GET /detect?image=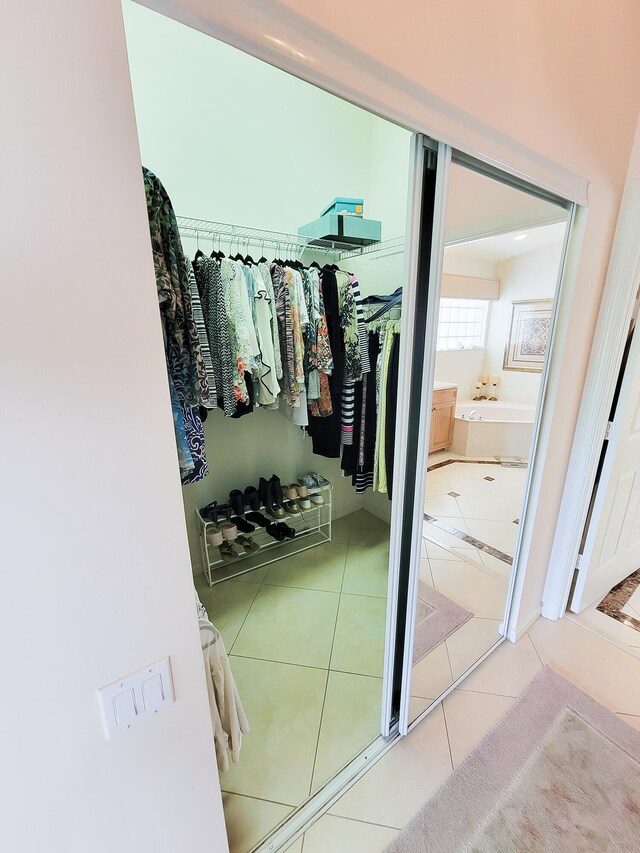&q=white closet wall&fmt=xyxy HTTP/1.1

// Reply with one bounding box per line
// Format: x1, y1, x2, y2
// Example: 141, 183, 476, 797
123, 1, 411, 570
